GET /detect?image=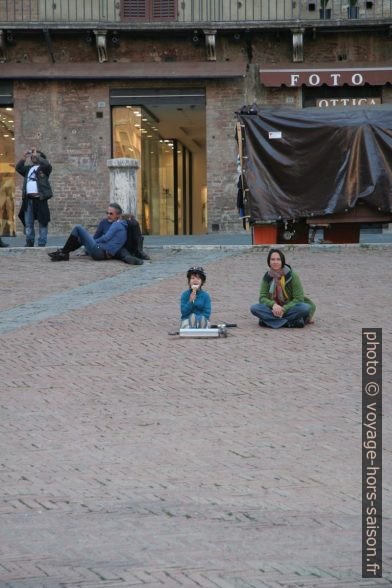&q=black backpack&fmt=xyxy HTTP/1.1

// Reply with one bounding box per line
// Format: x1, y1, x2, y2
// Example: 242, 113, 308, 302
124, 218, 142, 254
